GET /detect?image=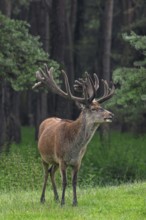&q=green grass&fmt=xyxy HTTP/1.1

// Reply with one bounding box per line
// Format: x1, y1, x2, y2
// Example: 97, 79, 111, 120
0, 182, 146, 220
1, 127, 146, 219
